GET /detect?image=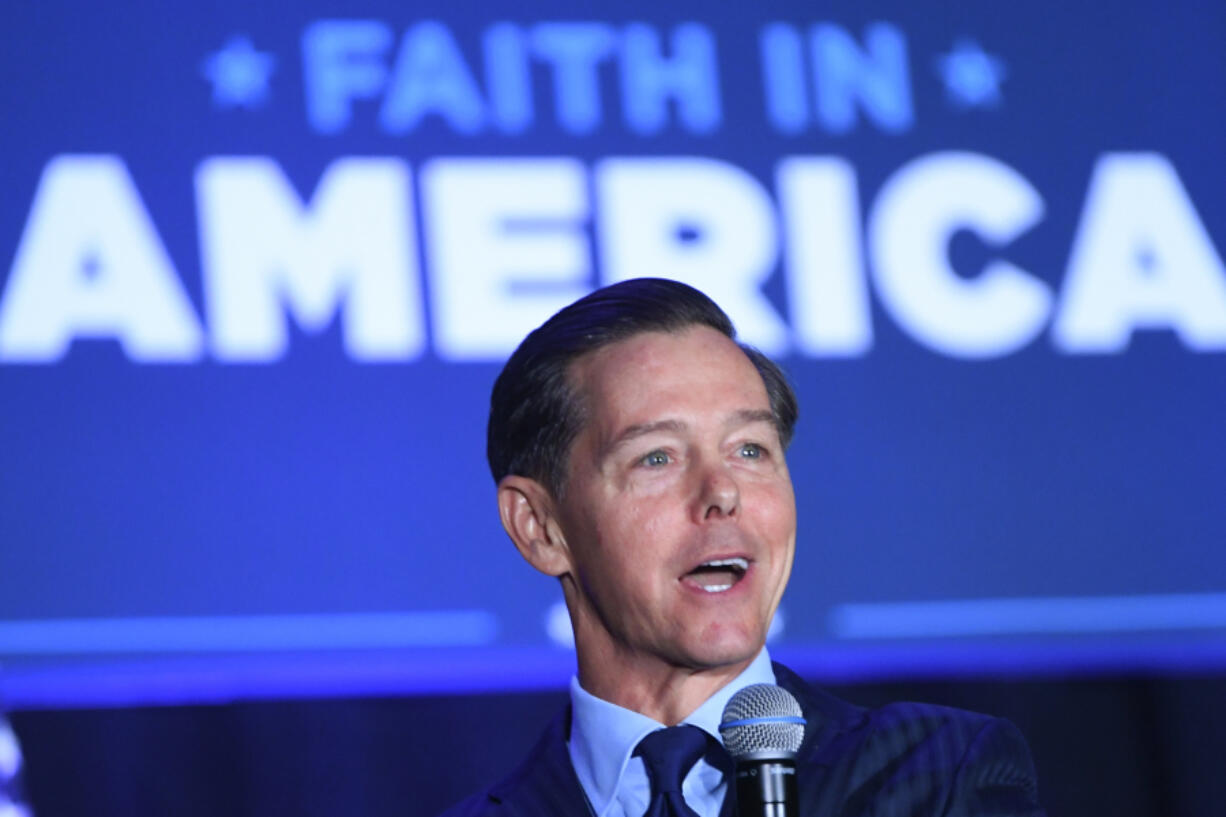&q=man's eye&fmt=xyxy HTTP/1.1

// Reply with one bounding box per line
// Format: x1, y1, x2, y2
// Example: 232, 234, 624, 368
641, 450, 671, 467
739, 443, 763, 459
